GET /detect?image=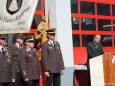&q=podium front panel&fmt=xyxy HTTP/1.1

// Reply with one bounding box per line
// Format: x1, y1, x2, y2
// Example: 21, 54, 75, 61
90, 55, 104, 86
103, 52, 115, 86
90, 52, 115, 86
